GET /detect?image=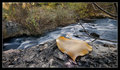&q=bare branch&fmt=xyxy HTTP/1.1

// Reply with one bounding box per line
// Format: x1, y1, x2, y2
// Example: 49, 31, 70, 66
79, 22, 99, 42
92, 3, 97, 10
92, 3, 117, 18
91, 38, 98, 42
79, 23, 91, 37
114, 3, 118, 15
